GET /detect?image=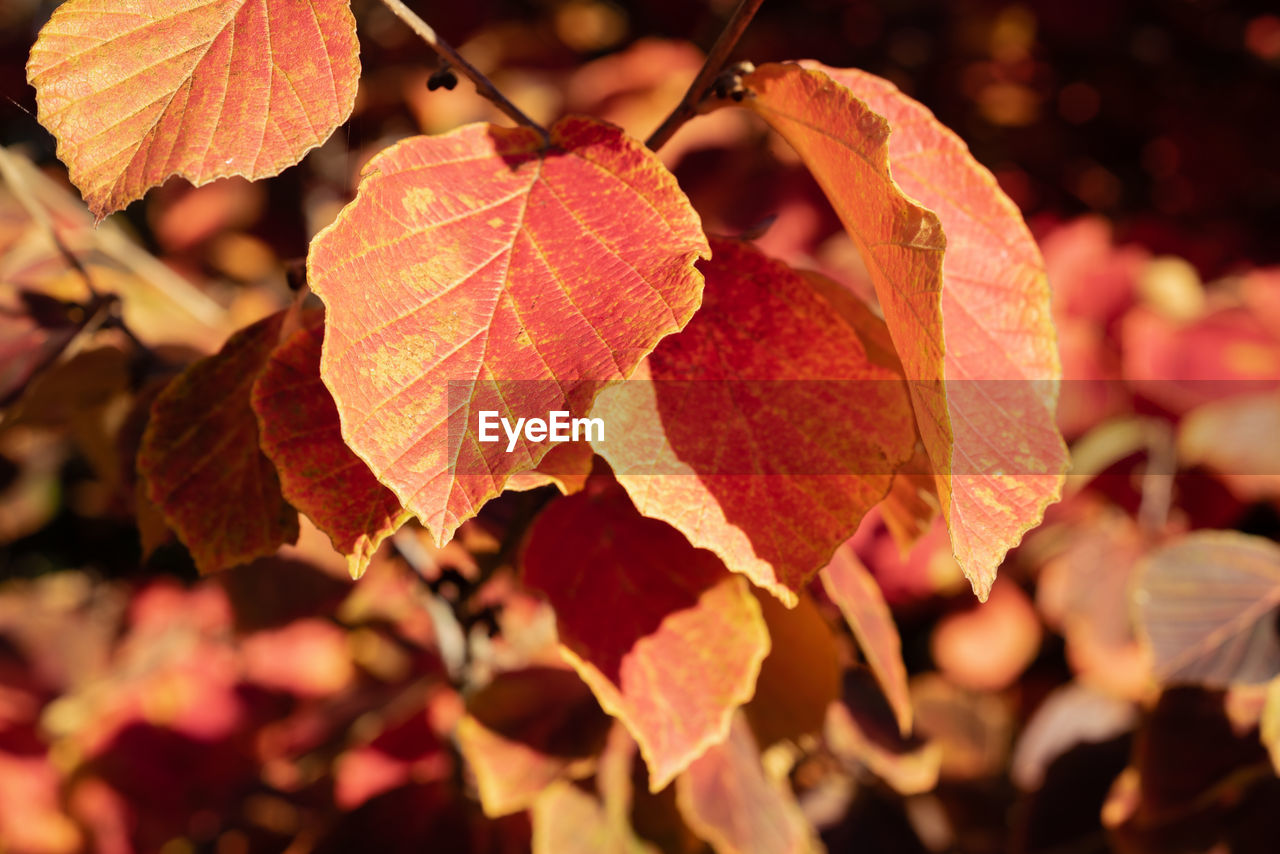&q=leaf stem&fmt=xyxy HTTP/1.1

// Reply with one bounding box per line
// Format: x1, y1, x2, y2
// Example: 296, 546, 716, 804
645, 0, 765, 151
377, 0, 551, 145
